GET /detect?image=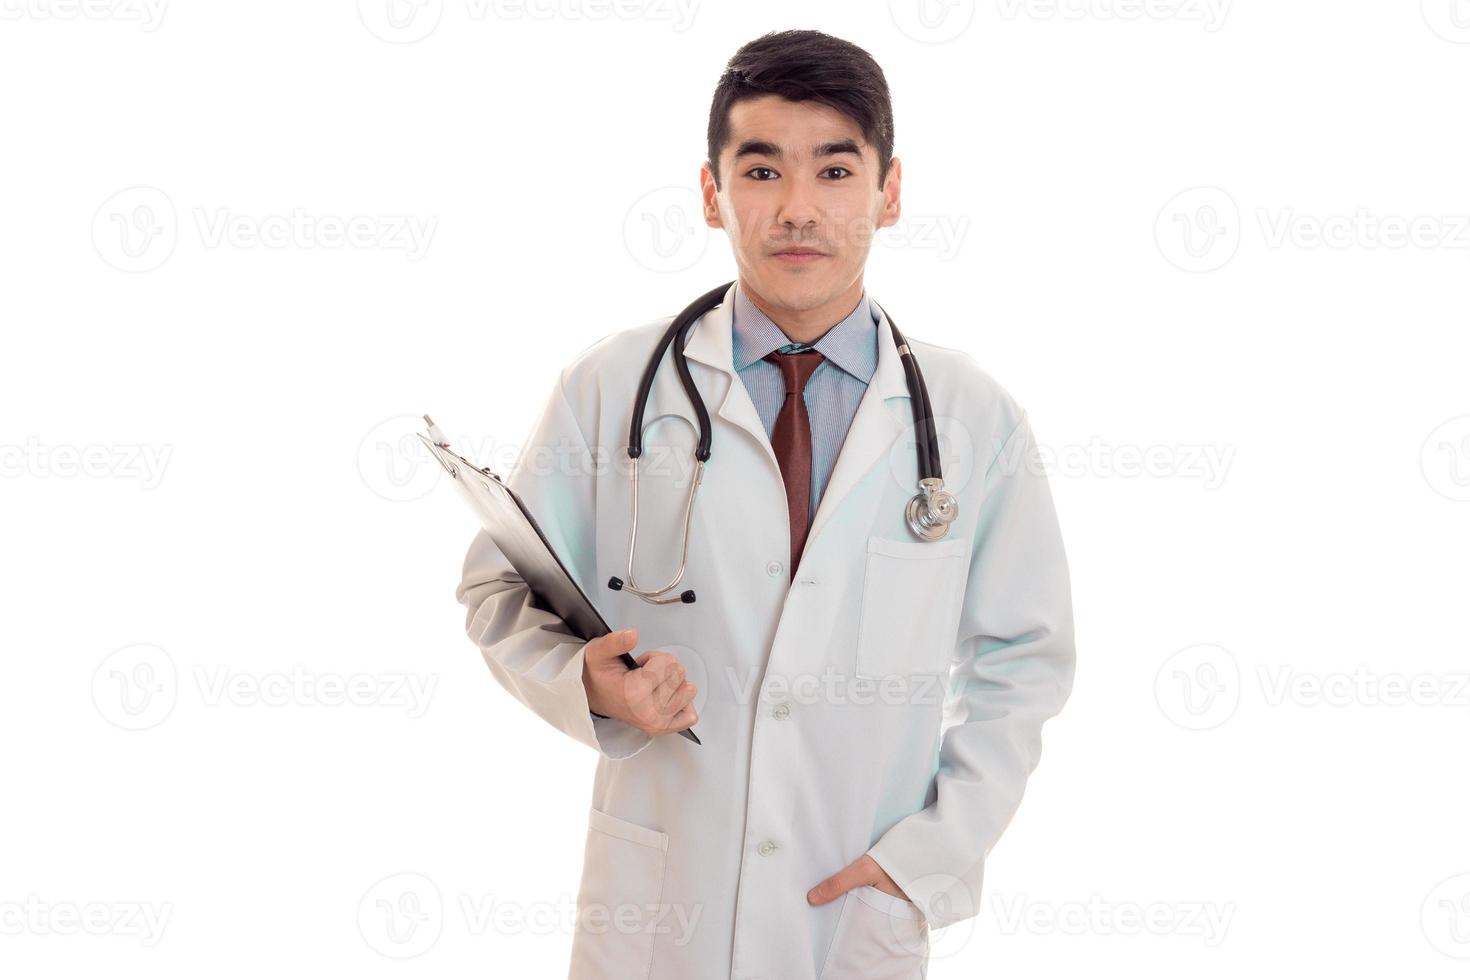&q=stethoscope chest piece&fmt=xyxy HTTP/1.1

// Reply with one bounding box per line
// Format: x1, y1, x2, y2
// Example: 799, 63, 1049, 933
905, 477, 959, 541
